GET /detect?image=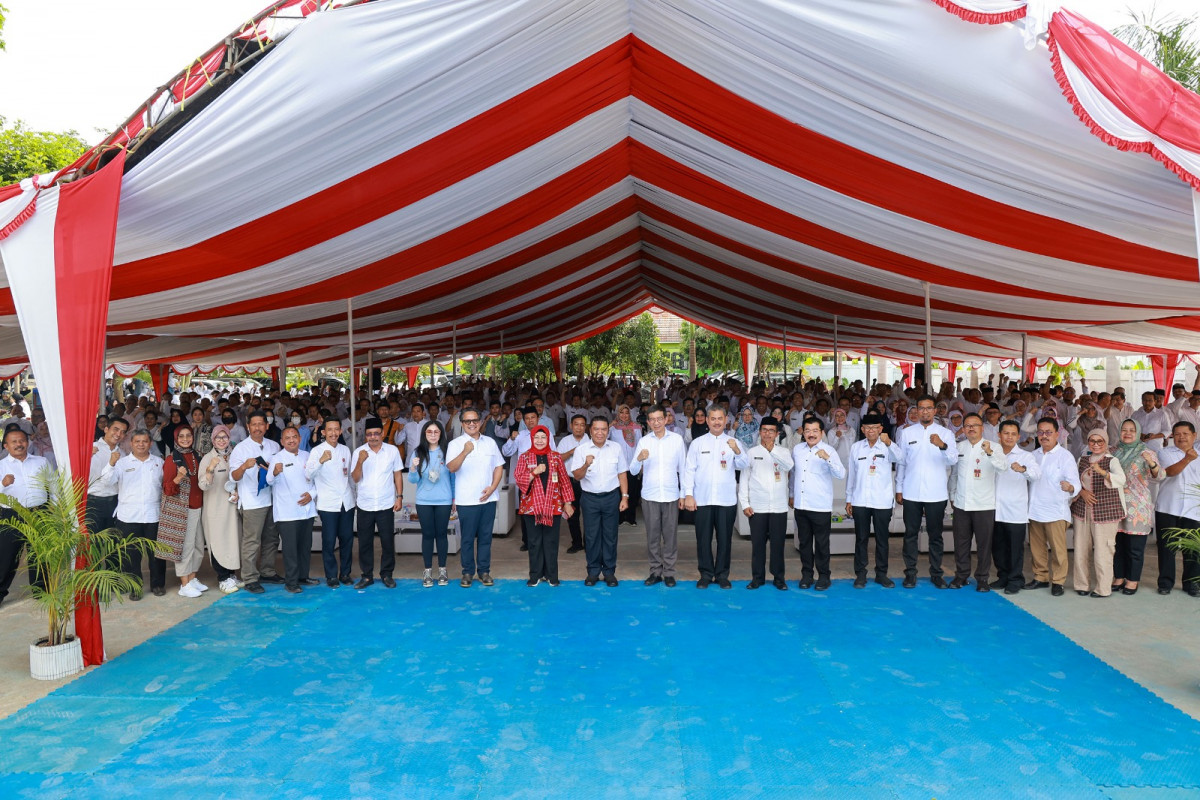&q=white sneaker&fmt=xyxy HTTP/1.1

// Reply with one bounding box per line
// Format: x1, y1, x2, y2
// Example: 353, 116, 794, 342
178, 584, 202, 598
189, 578, 210, 593
235, 579, 245, 588
219, 578, 240, 594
